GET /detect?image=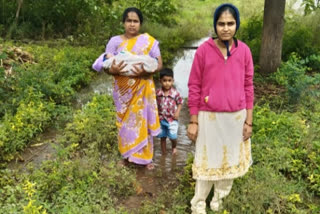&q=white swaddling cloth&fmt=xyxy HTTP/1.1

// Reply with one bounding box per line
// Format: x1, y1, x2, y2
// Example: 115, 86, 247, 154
103, 51, 158, 76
